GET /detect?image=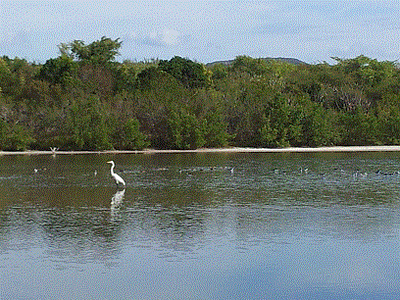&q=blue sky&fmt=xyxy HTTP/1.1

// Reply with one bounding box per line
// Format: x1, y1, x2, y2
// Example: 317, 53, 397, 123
1, 1, 399, 64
